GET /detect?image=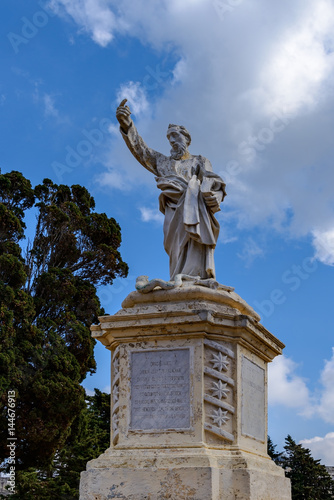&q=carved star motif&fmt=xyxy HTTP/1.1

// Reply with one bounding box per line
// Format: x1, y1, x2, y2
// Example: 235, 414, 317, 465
211, 380, 229, 399
210, 352, 229, 371
112, 413, 119, 431
114, 356, 119, 375
112, 384, 119, 403
210, 408, 229, 427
